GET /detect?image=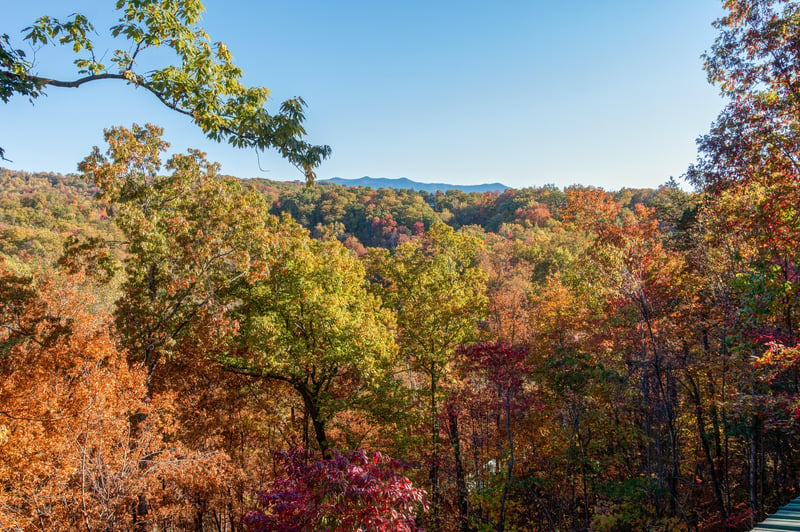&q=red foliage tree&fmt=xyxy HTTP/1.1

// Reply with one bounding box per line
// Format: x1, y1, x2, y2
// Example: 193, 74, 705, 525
244, 449, 427, 532
454, 343, 545, 532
